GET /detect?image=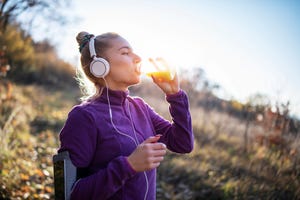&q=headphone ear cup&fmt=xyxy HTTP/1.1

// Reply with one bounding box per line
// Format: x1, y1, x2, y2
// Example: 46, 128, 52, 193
90, 57, 110, 78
